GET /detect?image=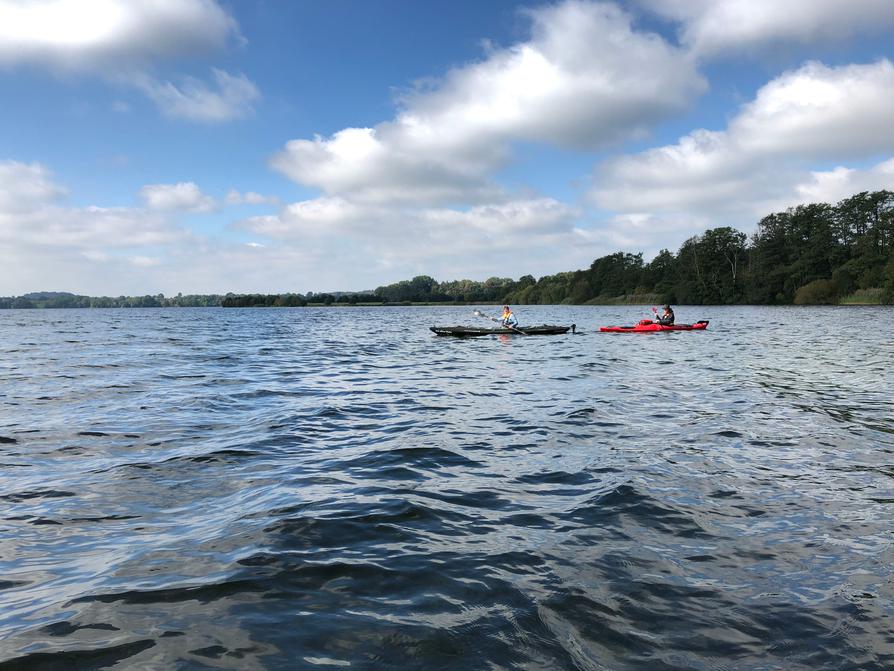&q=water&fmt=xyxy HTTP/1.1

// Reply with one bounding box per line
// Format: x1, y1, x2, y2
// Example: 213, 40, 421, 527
1, 305, 892, 670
